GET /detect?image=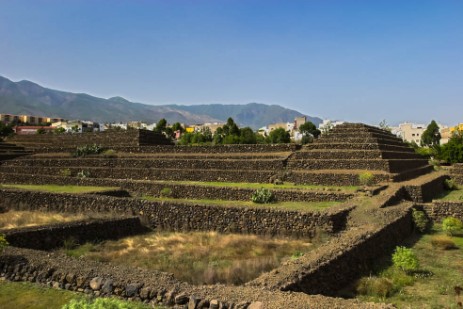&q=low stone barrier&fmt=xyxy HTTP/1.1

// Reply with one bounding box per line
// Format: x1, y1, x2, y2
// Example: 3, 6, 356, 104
0, 247, 387, 309
402, 174, 448, 203
2, 217, 148, 250
0, 189, 354, 238
249, 204, 413, 296
421, 201, 463, 222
